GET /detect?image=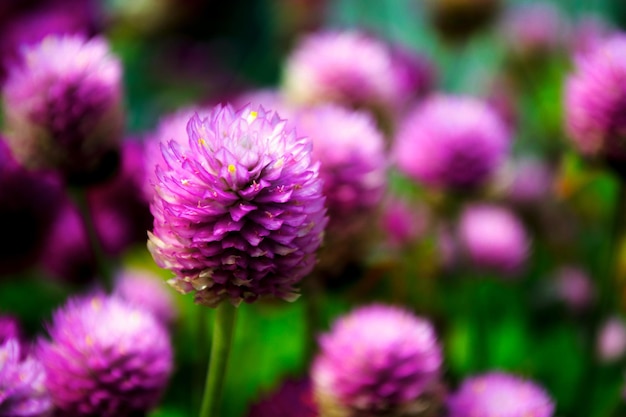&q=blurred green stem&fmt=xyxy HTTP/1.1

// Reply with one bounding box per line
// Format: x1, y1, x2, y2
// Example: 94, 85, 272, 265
71, 188, 113, 291
200, 302, 237, 417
